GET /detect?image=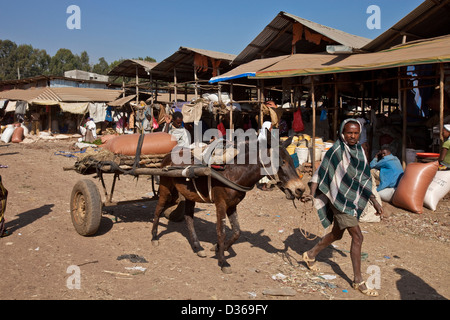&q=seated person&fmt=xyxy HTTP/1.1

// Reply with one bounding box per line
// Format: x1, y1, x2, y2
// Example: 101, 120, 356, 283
163, 111, 190, 148
439, 124, 450, 170
370, 145, 404, 202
